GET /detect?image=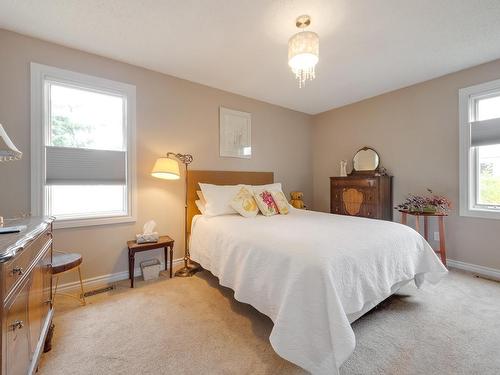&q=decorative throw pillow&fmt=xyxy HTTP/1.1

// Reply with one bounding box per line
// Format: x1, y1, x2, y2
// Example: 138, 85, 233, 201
230, 187, 259, 218
271, 191, 290, 215
254, 190, 279, 216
